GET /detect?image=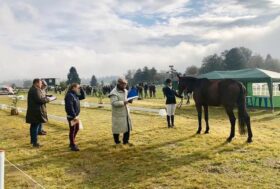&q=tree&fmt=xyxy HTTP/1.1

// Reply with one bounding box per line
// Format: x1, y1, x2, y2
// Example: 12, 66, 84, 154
149, 67, 157, 81
133, 68, 143, 84
125, 70, 134, 86
199, 54, 224, 74
59, 81, 68, 91
224, 47, 249, 70
185, 65, 199, 76
67, 67, 81, 84
264, 54, 280, 72
248, 55, 264, 68
90, 75, 98, 87
23, 80, 32, 88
